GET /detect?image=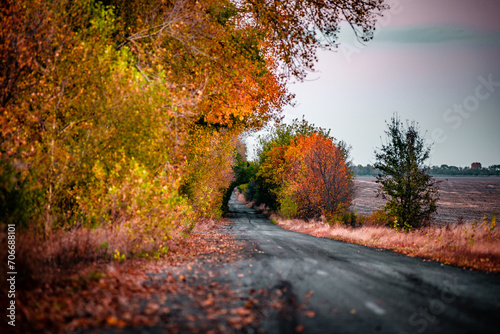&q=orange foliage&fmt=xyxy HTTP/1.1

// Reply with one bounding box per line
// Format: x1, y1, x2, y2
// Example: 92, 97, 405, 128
112, 0, 291, 131
285, 134, 354, 218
